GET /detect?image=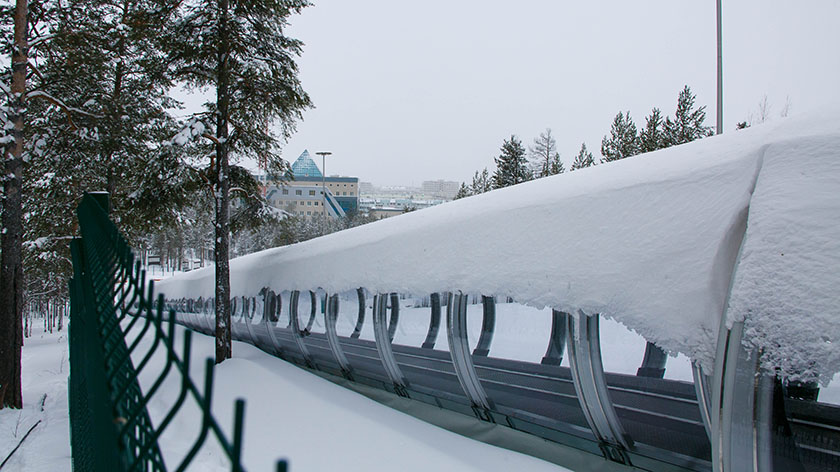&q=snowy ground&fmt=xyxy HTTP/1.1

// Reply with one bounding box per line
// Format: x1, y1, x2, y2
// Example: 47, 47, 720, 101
0, 321, 566, 471
0, 325, 71, 471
